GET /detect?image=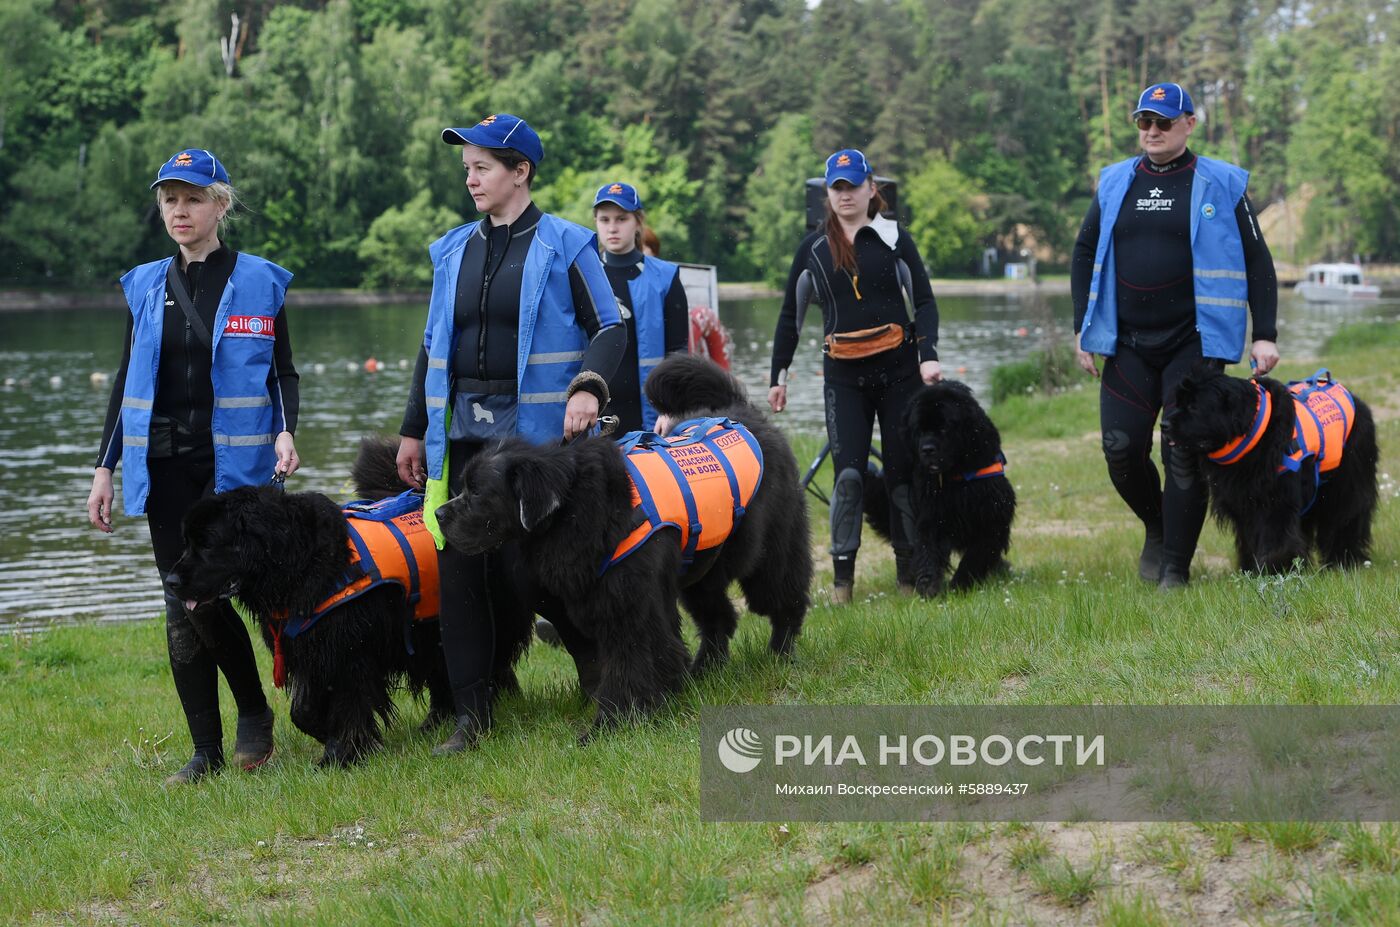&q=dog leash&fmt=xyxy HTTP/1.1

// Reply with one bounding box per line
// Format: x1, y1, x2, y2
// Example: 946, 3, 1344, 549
564, 414, 620, 447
